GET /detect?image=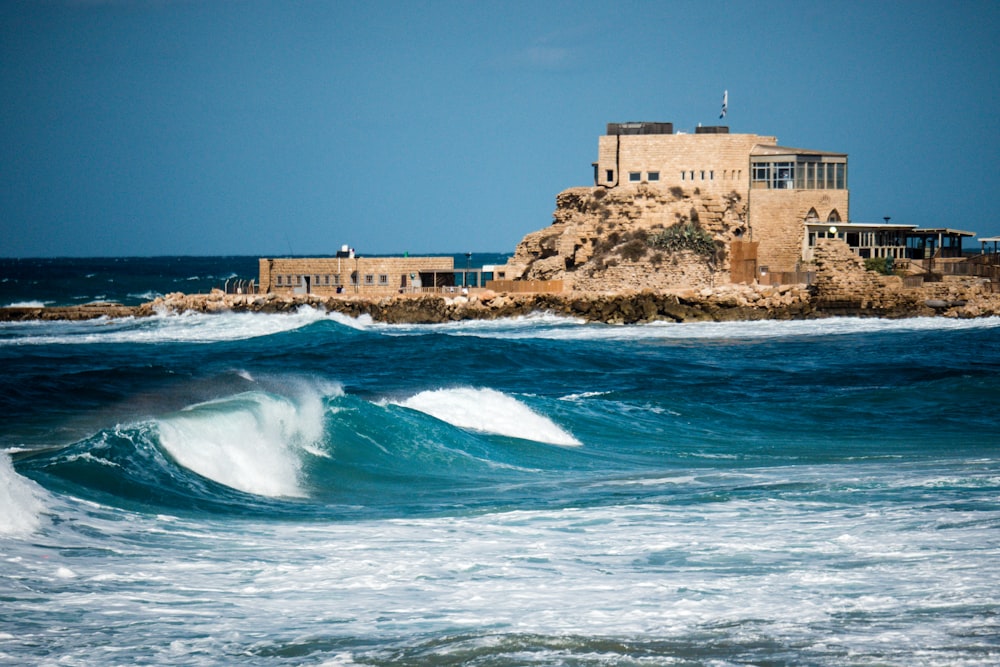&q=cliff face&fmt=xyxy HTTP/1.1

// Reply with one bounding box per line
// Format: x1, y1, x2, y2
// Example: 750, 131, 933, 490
506, 184, 749, 291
